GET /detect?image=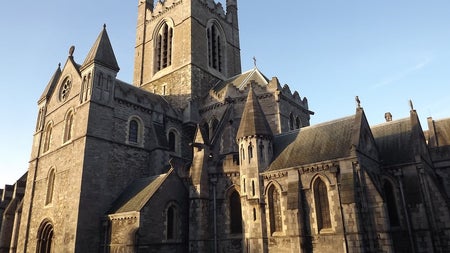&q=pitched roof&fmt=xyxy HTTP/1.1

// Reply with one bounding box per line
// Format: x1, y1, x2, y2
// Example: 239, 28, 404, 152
81, 25, 119, 71
39, 64, 61, 102
267, 116, 356, 171
236, 85, 272, 139
371, 118, 415, 165
432, 118, 450, 147
109, 171, 171, 214
212, 67, 269, 92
